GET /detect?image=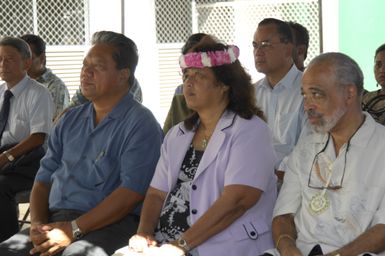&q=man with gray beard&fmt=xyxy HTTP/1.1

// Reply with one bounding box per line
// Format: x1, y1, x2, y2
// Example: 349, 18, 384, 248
264, 52, 385, 256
